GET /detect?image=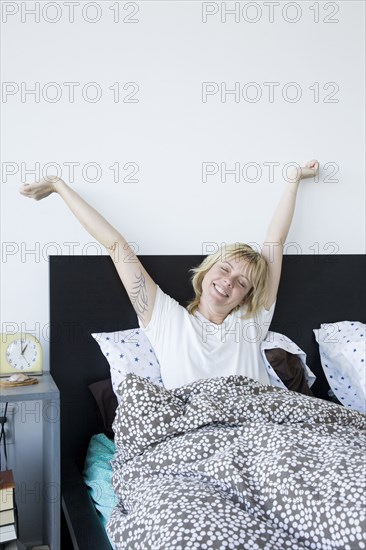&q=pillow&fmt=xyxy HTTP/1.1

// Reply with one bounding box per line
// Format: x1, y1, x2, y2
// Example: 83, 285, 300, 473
264, 348, 313, 396
88, 378, 118, 437
314, 321, 366, 414
91, 328, 163, 402
261, 331, 316, 392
